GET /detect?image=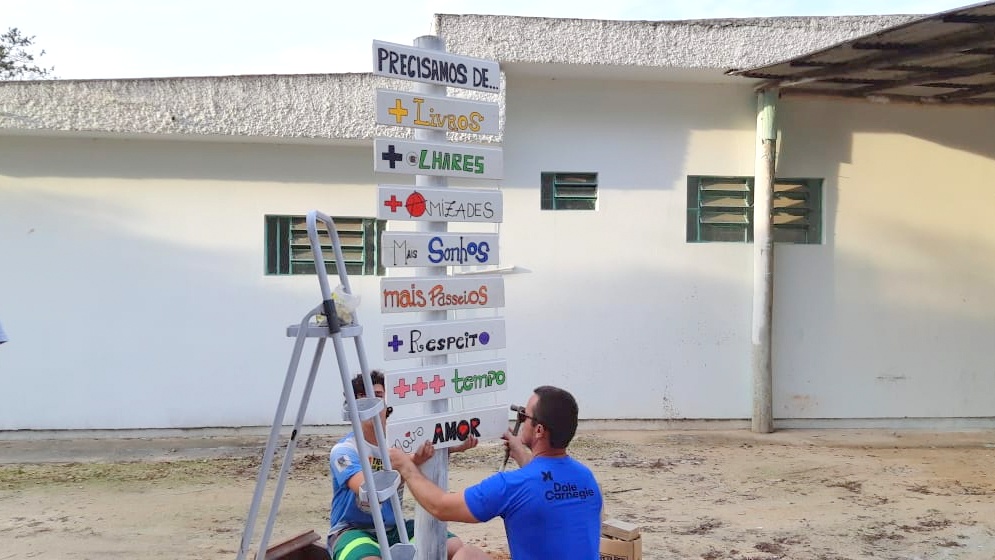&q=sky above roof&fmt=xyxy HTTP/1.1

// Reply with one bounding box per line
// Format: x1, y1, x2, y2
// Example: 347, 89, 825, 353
6, 0, 975, 80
